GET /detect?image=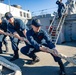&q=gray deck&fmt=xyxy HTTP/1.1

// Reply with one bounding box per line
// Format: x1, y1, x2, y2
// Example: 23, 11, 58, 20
1, 41, 76, 75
